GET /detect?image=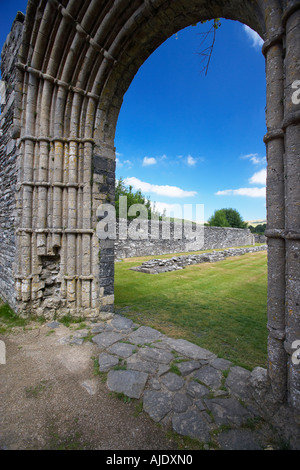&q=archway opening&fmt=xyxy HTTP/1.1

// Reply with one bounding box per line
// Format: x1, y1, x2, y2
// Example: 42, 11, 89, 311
113, 19, 268, 371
